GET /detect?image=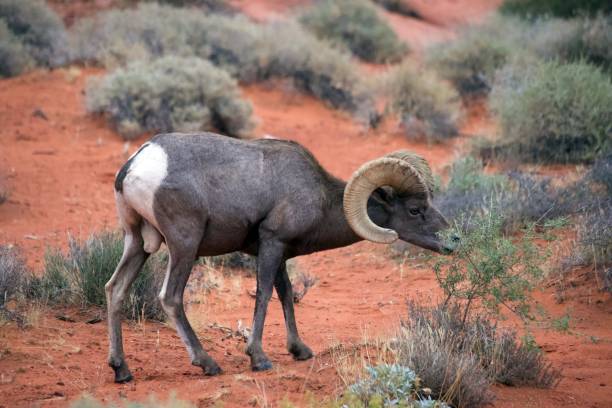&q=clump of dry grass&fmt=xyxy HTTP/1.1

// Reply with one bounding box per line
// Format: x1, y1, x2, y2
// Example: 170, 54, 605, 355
0, 245, 27, 307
